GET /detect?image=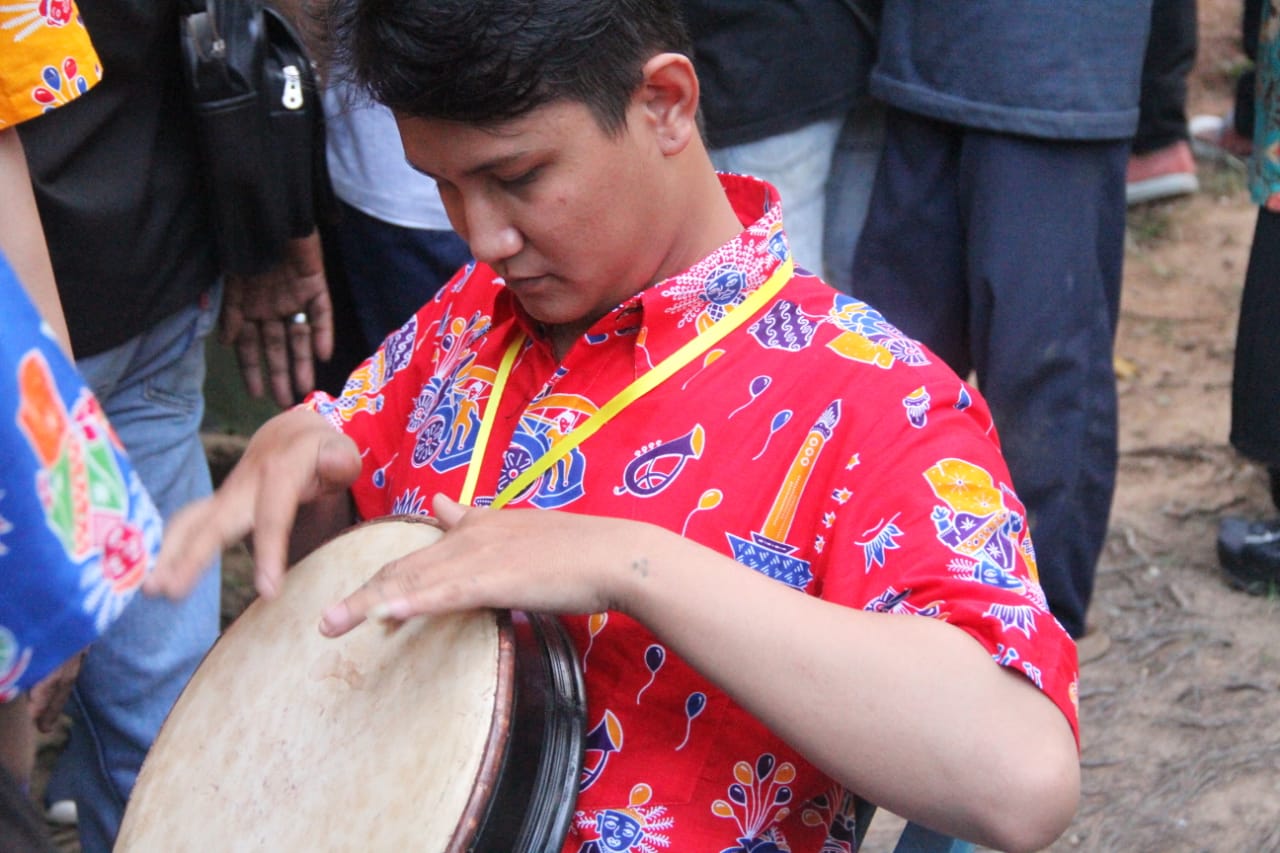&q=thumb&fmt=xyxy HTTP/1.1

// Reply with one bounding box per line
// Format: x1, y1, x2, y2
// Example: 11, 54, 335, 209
313, 432, 363, 496
431, 493, 469, 528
